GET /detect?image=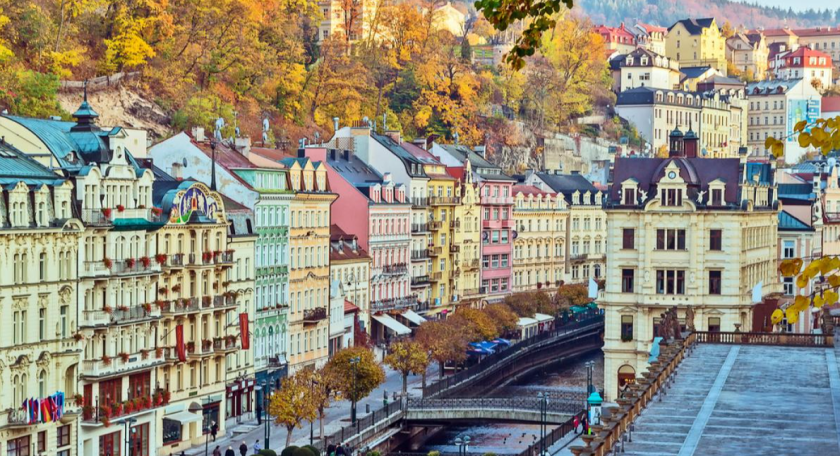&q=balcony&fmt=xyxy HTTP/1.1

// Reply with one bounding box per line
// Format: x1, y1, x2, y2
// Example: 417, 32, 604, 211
411, 275, 430, 286
213, 337, 238, 353
257, 264, 289, 276
480, 196, 514, 205
267, 355, 287, 369
214, 295, 237, 310
465, 259, 480, 270
81, 388, 170, 426
110, 258, 158, 276
81, 305, 162, 328
380, 263, 408, 276
500, 219, 515, 228
570, 253, 587, 263
411, 223, 429, 233
462, 288, 481, 296
214, 251, 235, 265
450, 244, 460, 253
82, 260, 110, 277
411, 197, 429, 208
303, 307, 327, 324
429, 246, 443, 257
167, 253, 185, 268
450, 220, 461, 229
159, 298, 201, 315
81, 351, 166, 379
371, 296, 417, 312
80, 207, 165, 229
429, 221, 443, 230
429, 196, 461, 205
429, 272, 443, 282
187, 341, 214, 358
411, 249, 429, 260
